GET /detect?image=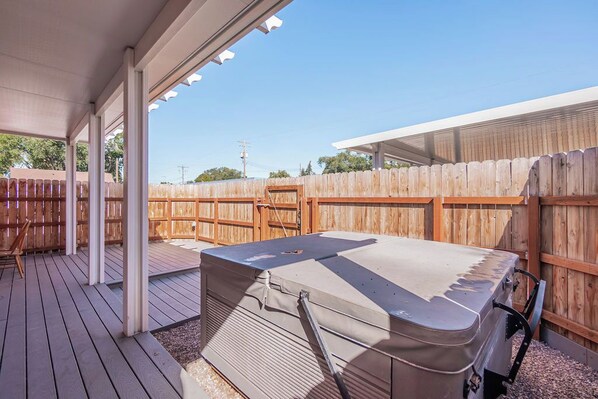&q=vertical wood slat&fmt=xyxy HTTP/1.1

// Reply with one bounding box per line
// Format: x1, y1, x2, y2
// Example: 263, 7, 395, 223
527, 195, 541, 295
566, 150, 585, 345
310, 198, 319, 234
552, 152, 568, 337
166, 199, 172, 240
253, 199, 260, 241
194, 199, 200, 242
213, 199, 219, 246
0, 179, 7, 249
432, 197, 443, 242
7, 179, 17, 249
